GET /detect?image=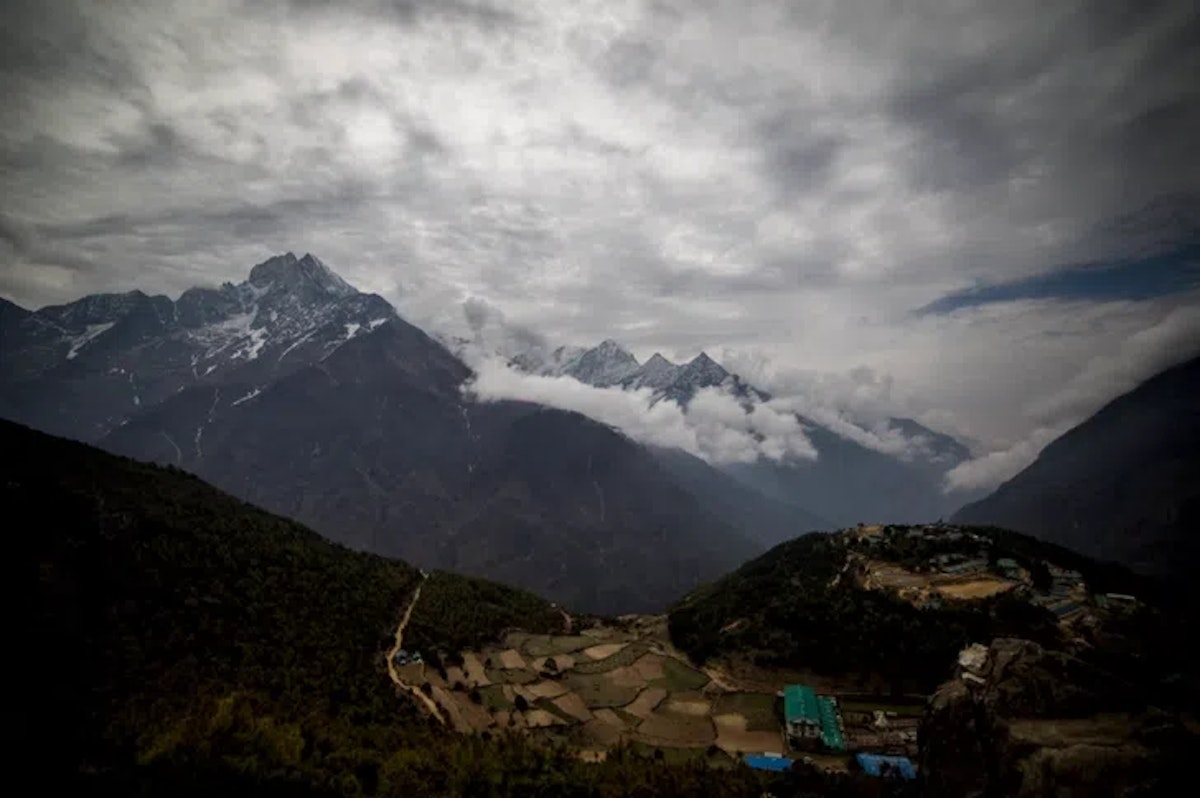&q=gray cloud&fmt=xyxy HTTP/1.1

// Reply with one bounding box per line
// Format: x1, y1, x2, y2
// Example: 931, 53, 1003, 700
1, 0, 1198, 488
